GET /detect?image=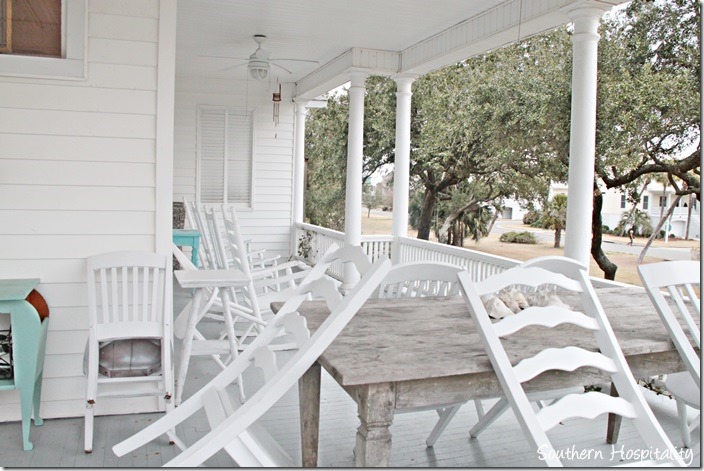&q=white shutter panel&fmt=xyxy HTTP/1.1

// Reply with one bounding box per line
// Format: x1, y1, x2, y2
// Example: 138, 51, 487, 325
199, 108, 226, 203
226, 110, 253, 205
